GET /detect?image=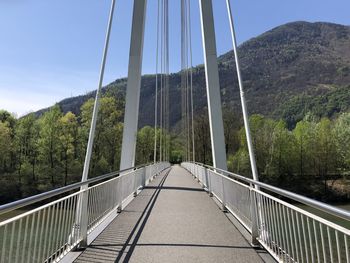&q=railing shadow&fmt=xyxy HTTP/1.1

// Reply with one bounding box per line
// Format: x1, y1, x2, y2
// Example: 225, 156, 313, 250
74, 168, 171, 263
142, 186, 205, 192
